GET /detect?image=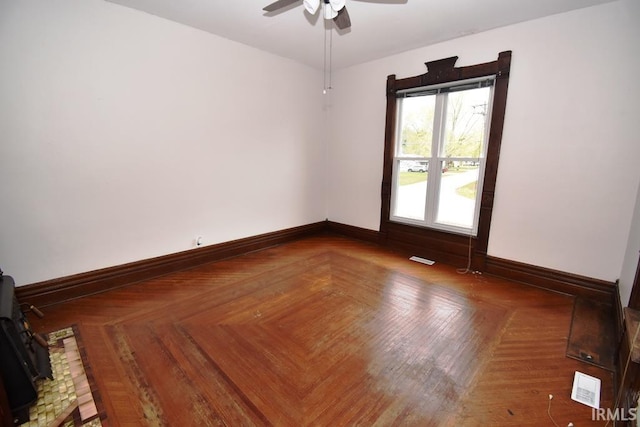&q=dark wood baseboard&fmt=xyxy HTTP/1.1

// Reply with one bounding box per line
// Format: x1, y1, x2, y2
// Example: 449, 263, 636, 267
327, 221, 474, 268
326, 221, 381, 245
16, 222, 327, 308
327, 222, 619, 306
485, 256, 617, 305
614, 280, 624, 341
16, 220, 621, 313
